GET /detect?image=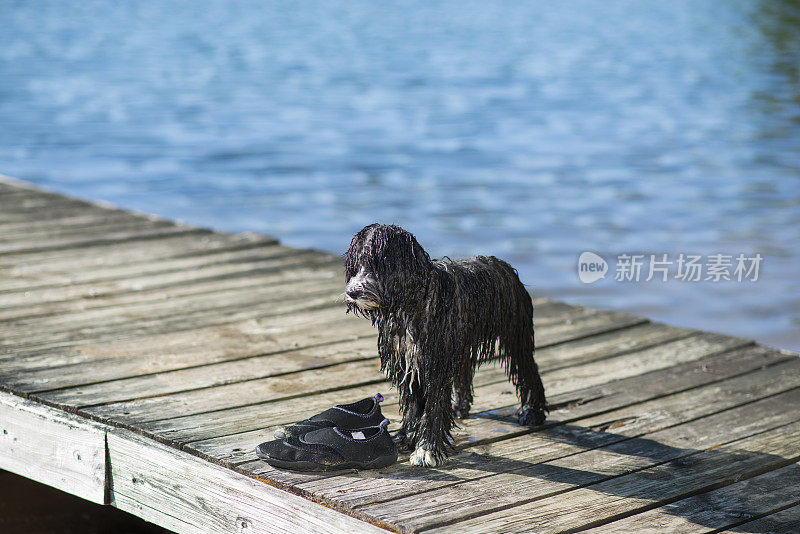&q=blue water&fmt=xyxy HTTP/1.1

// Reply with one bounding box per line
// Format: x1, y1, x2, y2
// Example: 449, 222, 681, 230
1, 1, 798, 351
